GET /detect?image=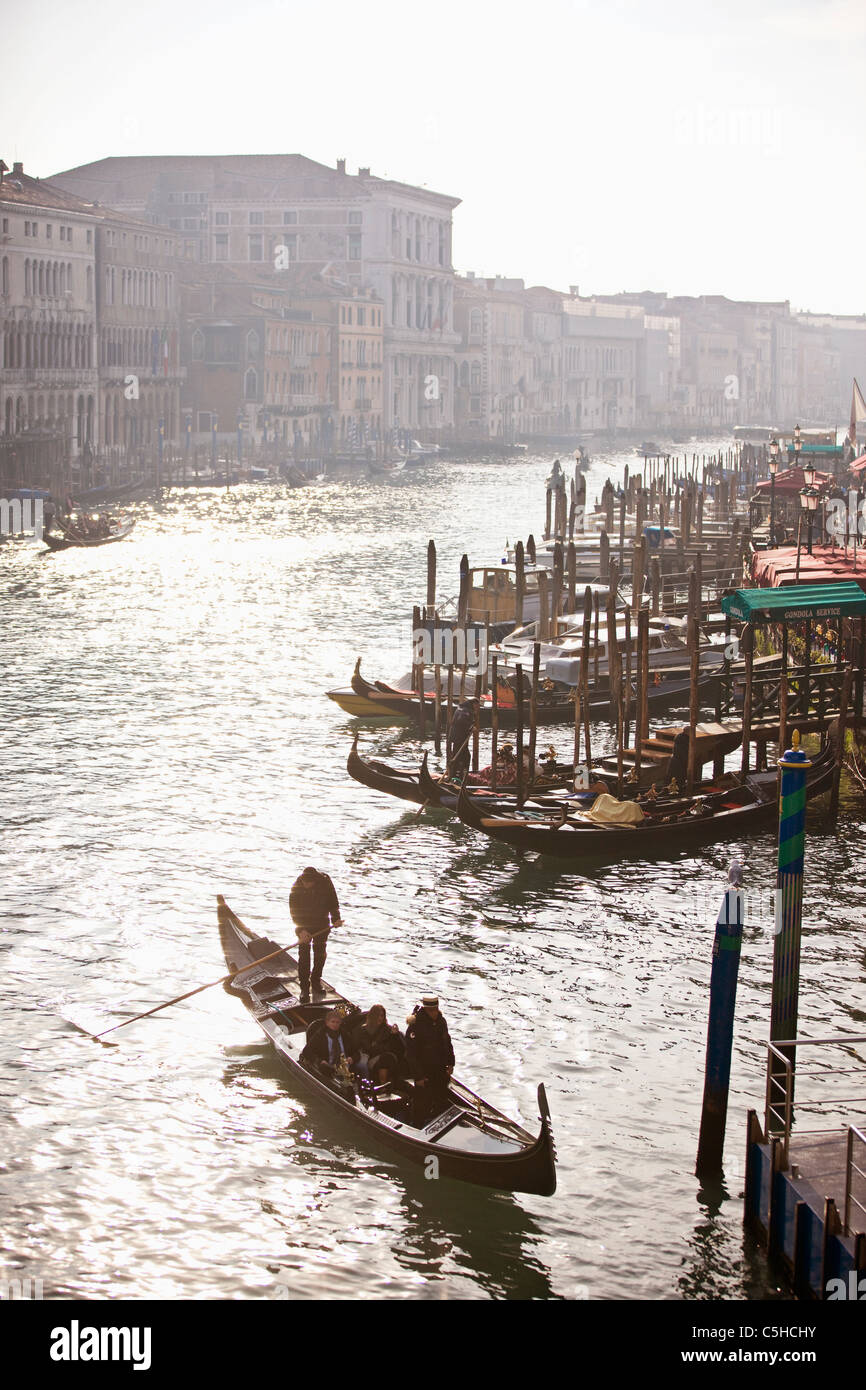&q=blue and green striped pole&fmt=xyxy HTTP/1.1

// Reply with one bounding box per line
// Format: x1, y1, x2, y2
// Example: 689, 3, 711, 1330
771, 729, 811, 1088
